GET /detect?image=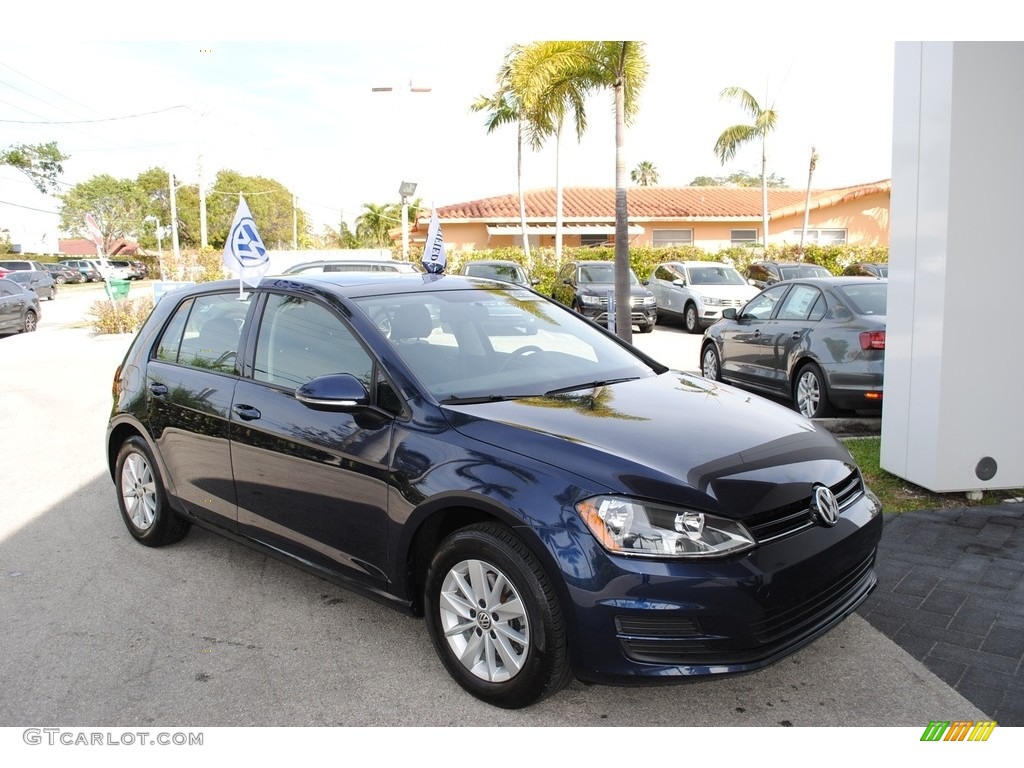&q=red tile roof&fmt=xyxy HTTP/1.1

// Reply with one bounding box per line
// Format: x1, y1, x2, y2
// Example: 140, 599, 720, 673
435, 180, 891, 222
58, 238, 140, 256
